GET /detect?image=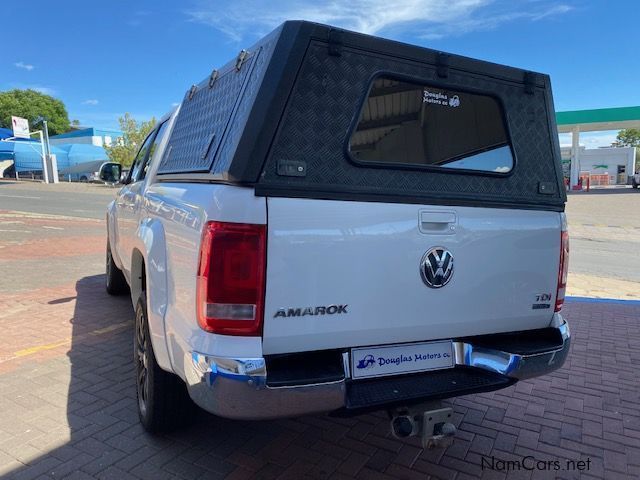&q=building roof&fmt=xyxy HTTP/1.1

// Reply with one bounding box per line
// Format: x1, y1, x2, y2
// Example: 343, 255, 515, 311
50, 127, 123, 140
0, 127, 37, 141
556, 106, 640, 133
